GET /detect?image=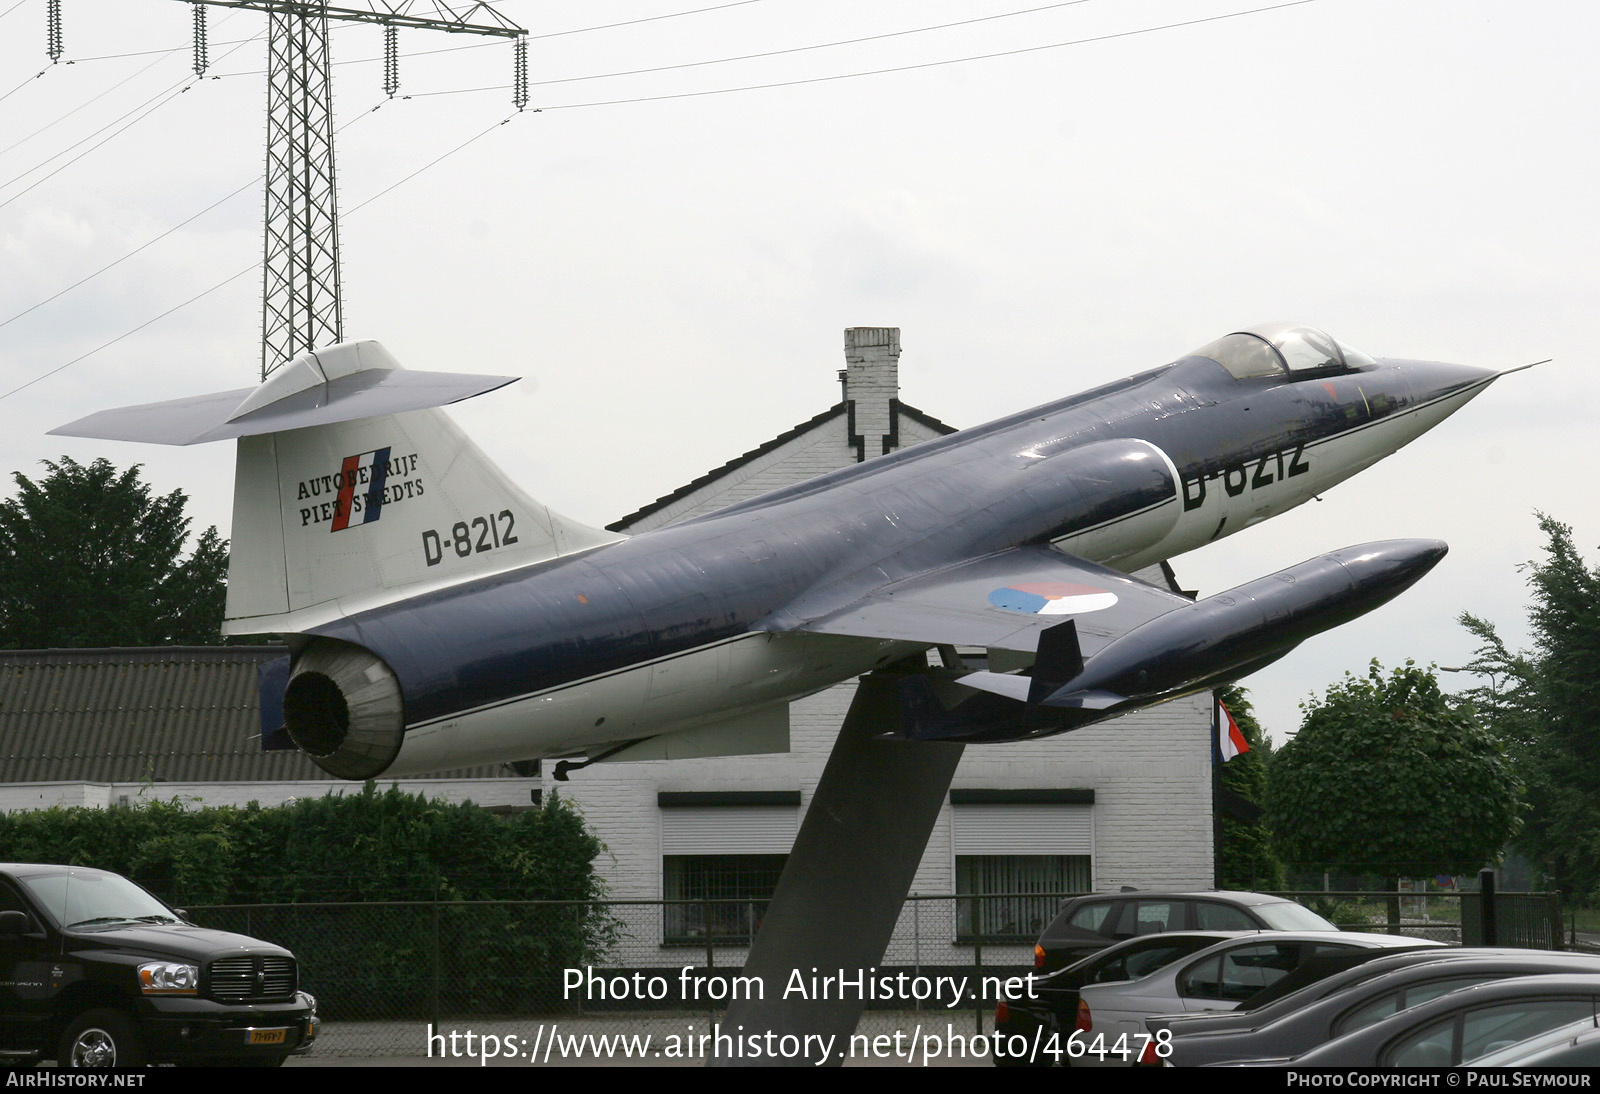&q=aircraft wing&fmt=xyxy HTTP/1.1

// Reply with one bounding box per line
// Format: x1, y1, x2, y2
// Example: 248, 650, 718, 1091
783, 545, 1191, 657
